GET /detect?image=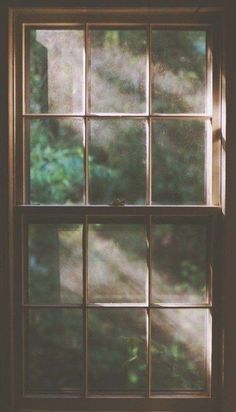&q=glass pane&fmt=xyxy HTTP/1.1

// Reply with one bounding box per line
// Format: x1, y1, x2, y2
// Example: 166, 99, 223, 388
152, 30, 206, 113
151, 309, 208, 392
29, 30, 84, 113
151, 224, 207, 304
88, 309, 147, 393
89, 119, 146, 204
26, 309, 83, 393
29, 119, 84, 204
89, 29, 146, 113
88, 223, 147, 303
28, 224, 83, 304
152, 120, 206, 204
